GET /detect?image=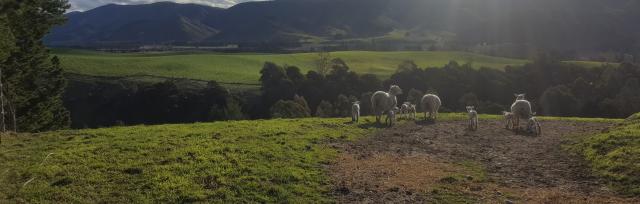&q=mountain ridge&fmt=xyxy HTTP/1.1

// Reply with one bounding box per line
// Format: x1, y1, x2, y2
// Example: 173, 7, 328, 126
46, 0, 640, 57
